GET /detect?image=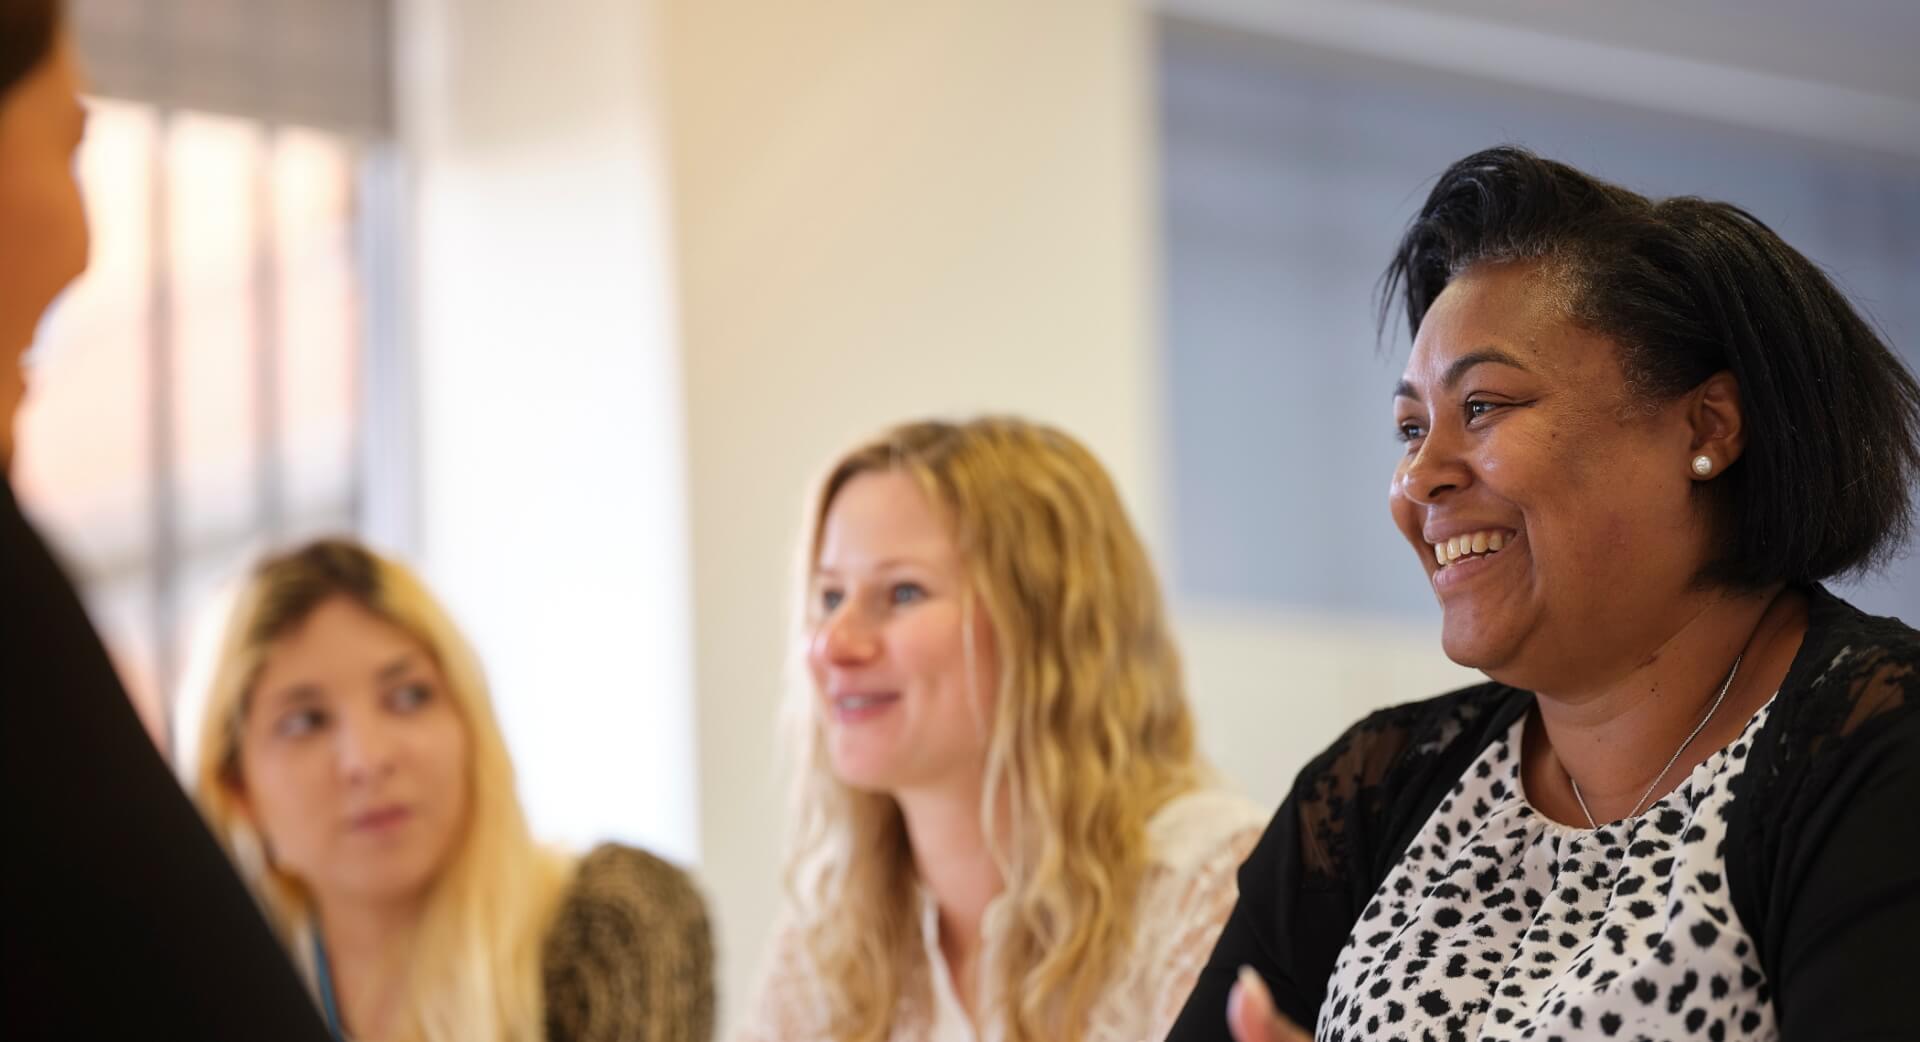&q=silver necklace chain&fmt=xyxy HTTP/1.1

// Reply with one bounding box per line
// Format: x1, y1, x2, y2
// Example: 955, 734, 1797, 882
1569, 653, 1743, 830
